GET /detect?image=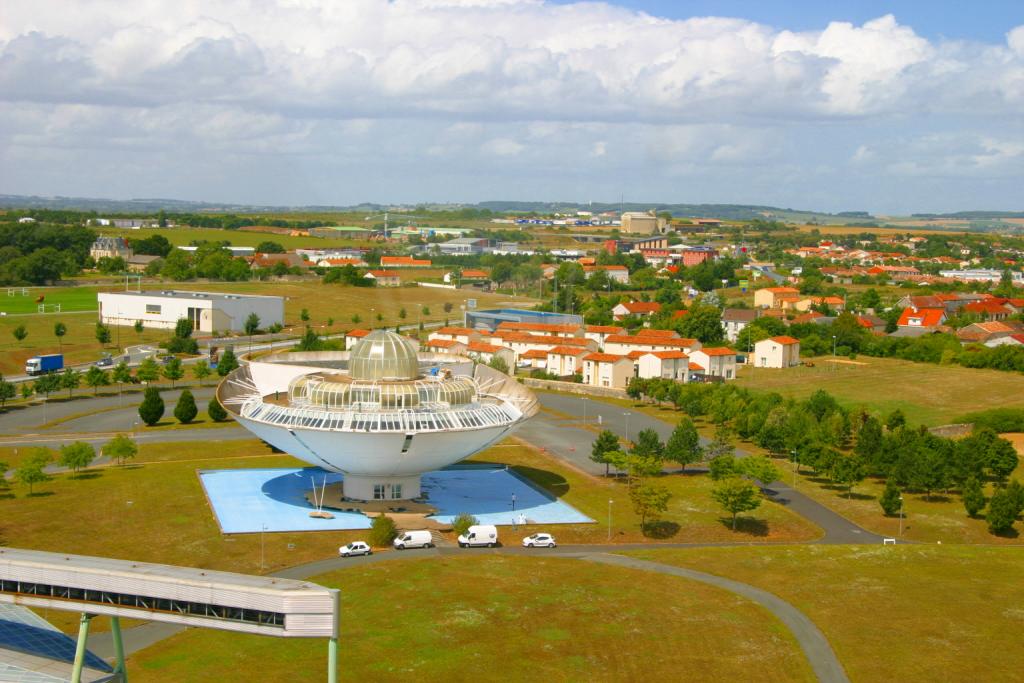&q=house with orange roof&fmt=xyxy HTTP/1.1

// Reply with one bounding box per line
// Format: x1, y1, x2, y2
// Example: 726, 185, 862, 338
380, 255, 432, 268
546, 346, 589, 376
611, 300, 662, 320
518, 348, 550, 369
985, 333, 1024, 349
581, 352, 634, 389
603, 334, 701, 356
428, 326, 481, 345
956, 320, 1021, 344
584, 324, 625, 347
423, 338, 468, 355
689, 347, 738, 379
963, 301, 1014, 321
465, 341, 516, 370
363, 270, 401, 287
634, 328, 679, 339
753, 286, 800, 309
896, 307, 947, 332
345, 328, 372, 350
497, 321, 583, 338
753, 336, 801, 368
635, 350, 690, 382
583, 264, 630, 284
